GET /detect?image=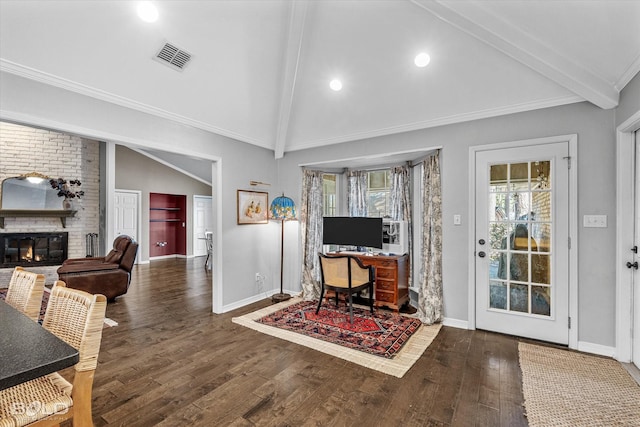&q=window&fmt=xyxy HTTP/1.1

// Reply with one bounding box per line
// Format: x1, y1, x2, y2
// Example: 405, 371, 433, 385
323, 173, 337, 217
366, 169, 391, 217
